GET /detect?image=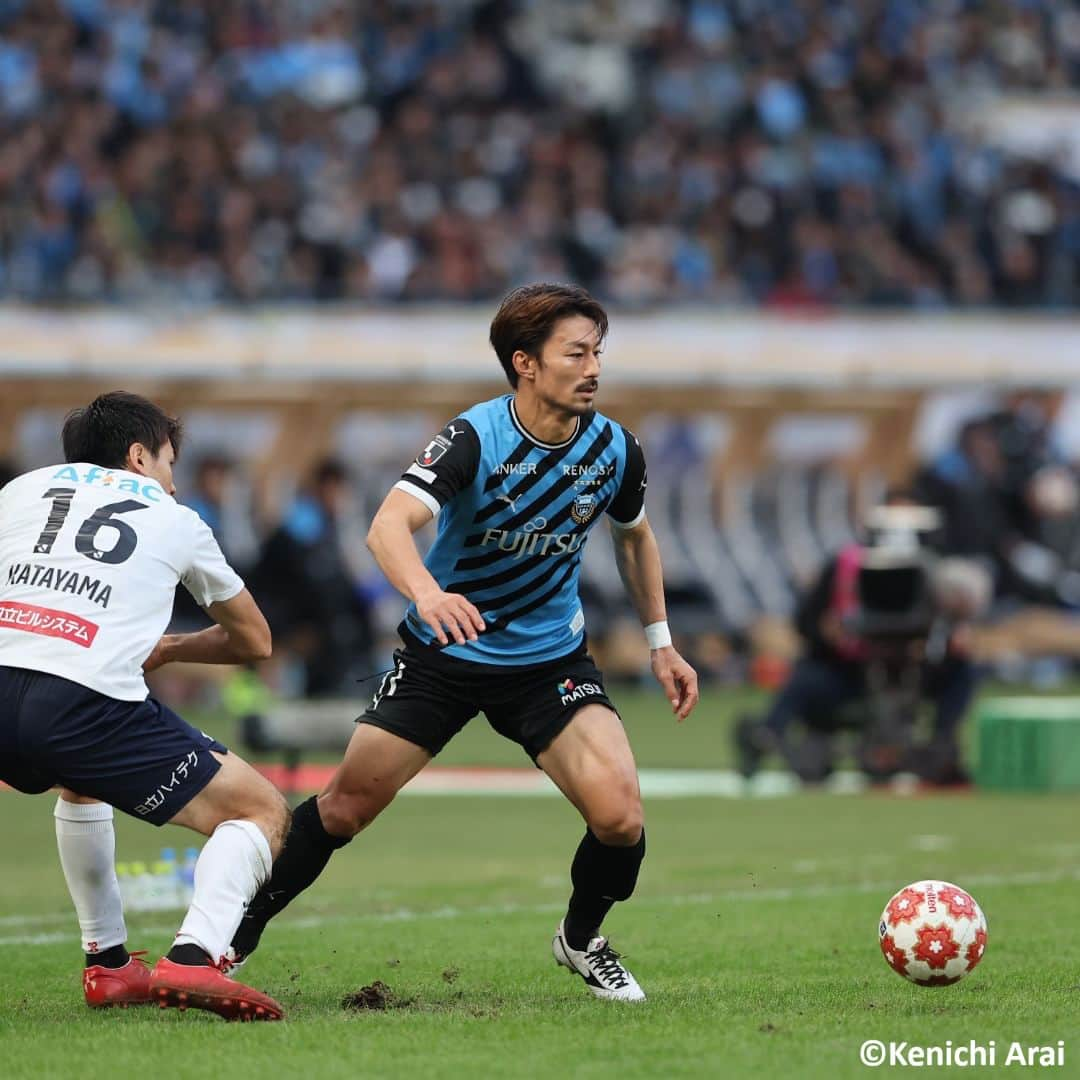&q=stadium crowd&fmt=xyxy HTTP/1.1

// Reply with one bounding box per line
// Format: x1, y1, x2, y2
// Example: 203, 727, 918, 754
0, 0, 1077, 307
